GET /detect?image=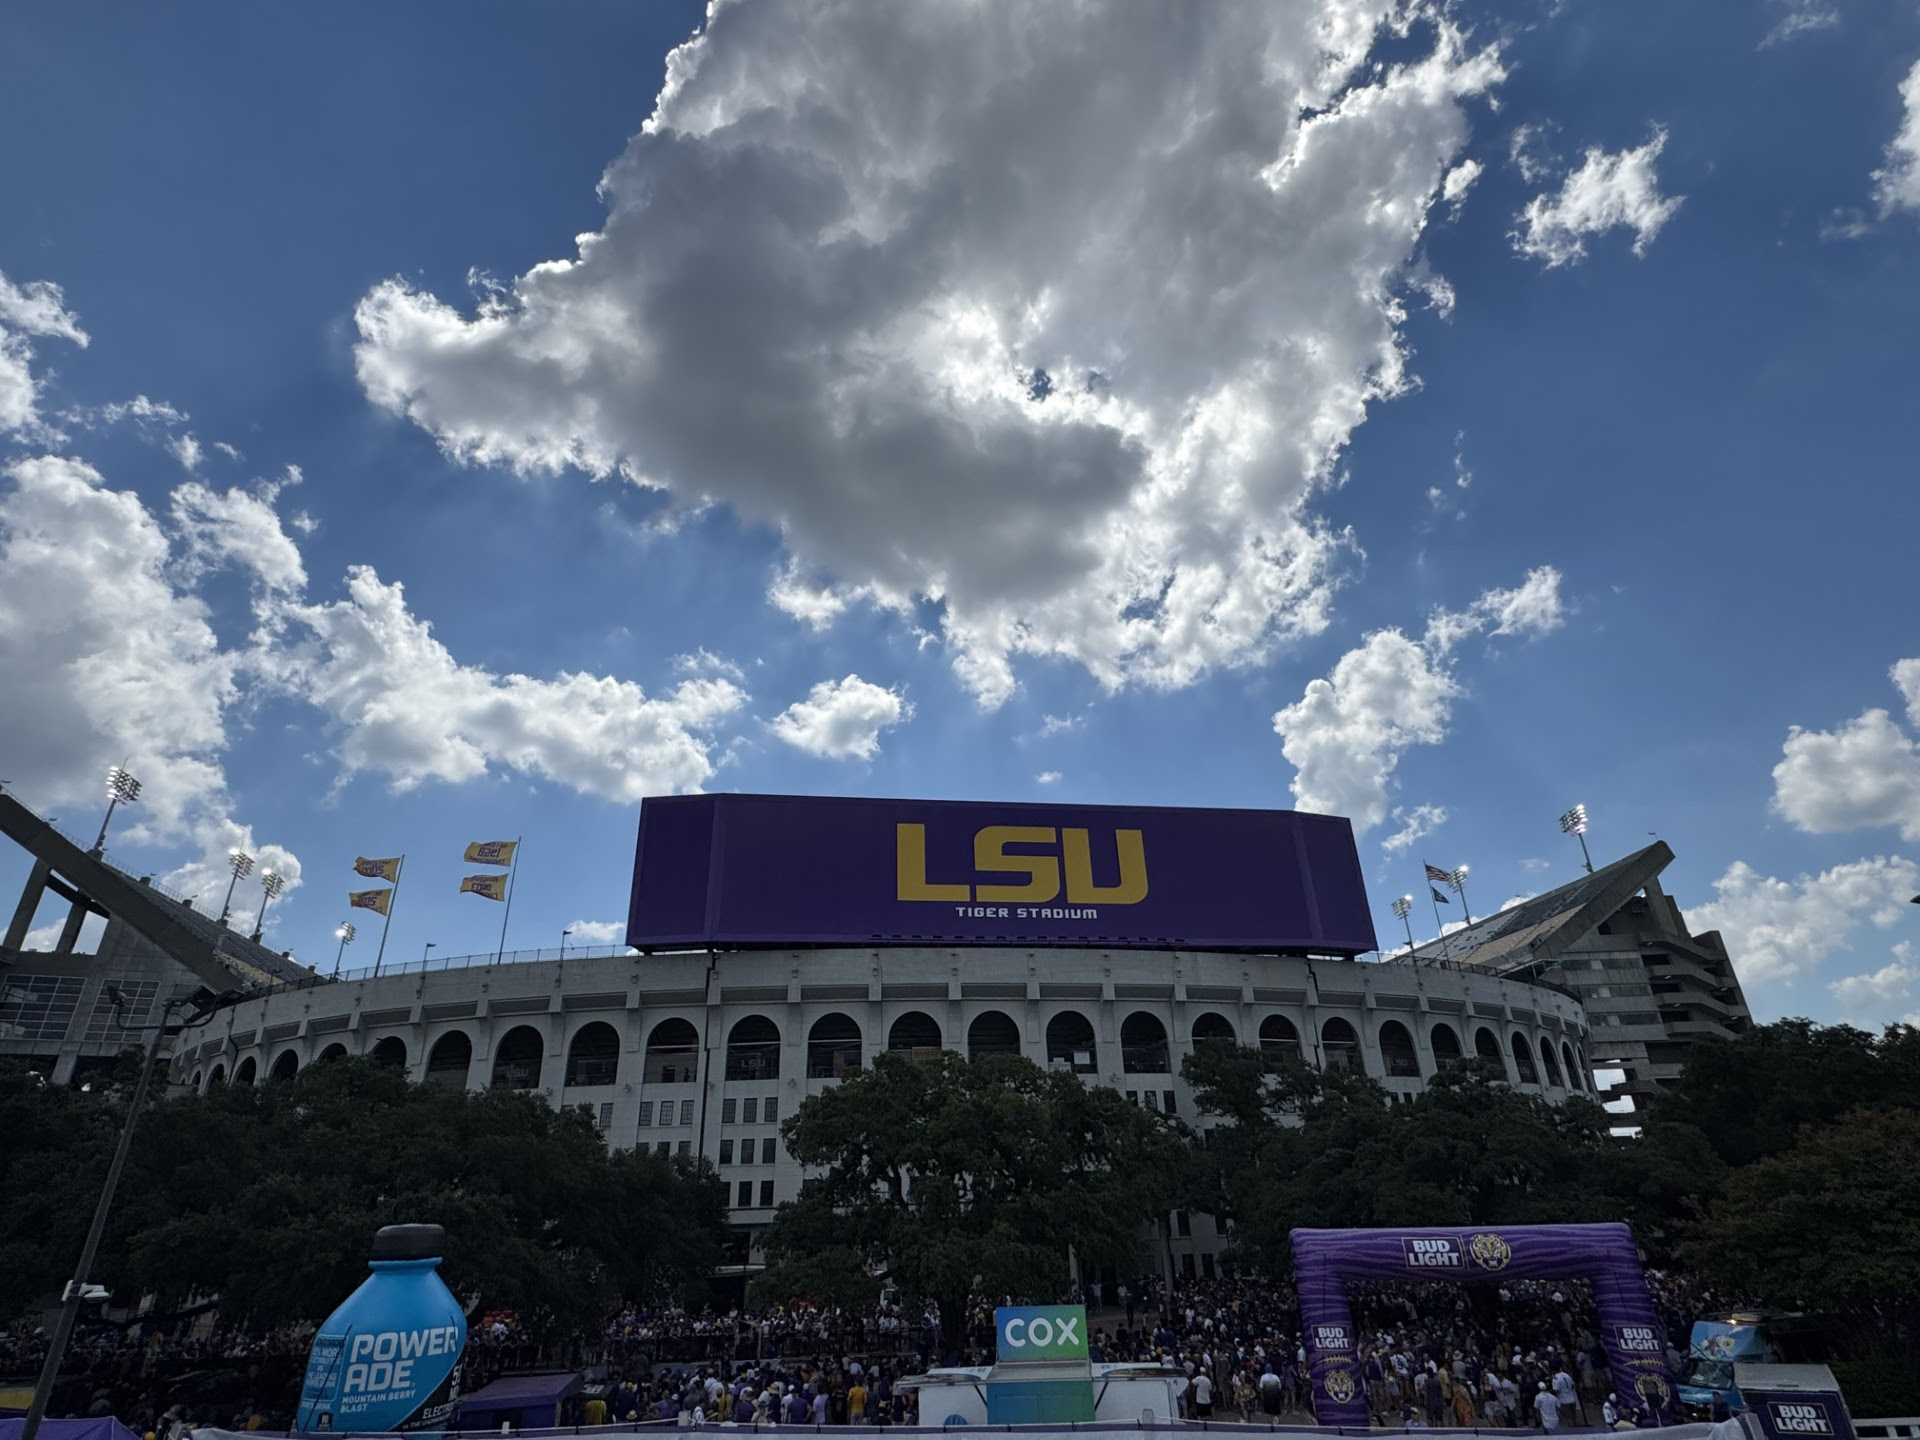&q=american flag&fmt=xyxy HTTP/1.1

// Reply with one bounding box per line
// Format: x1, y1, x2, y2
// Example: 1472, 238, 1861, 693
1424, 862, 1452, 883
